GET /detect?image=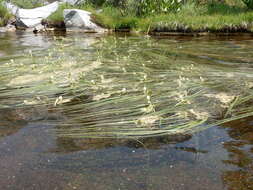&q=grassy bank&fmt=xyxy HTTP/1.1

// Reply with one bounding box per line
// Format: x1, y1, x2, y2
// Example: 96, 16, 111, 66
46, 0, 253, 33
1, 0, 253, 33
95, 5, 253, 33
0, 0, 11, 26
9, 0, 44, 8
